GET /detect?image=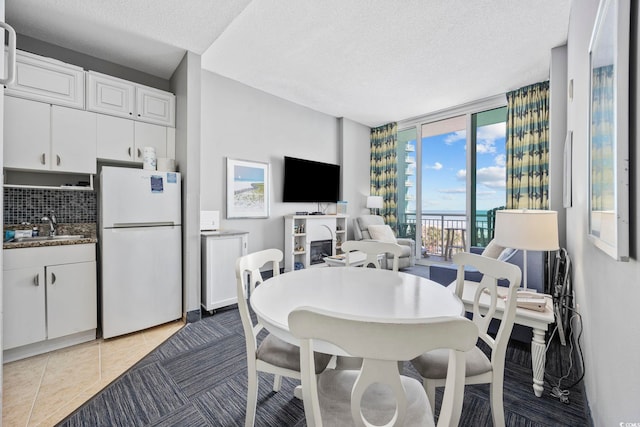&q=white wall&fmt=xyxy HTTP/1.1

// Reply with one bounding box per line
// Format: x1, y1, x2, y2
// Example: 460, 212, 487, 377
567, 1, 640, 424
200, 71, 370, 253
